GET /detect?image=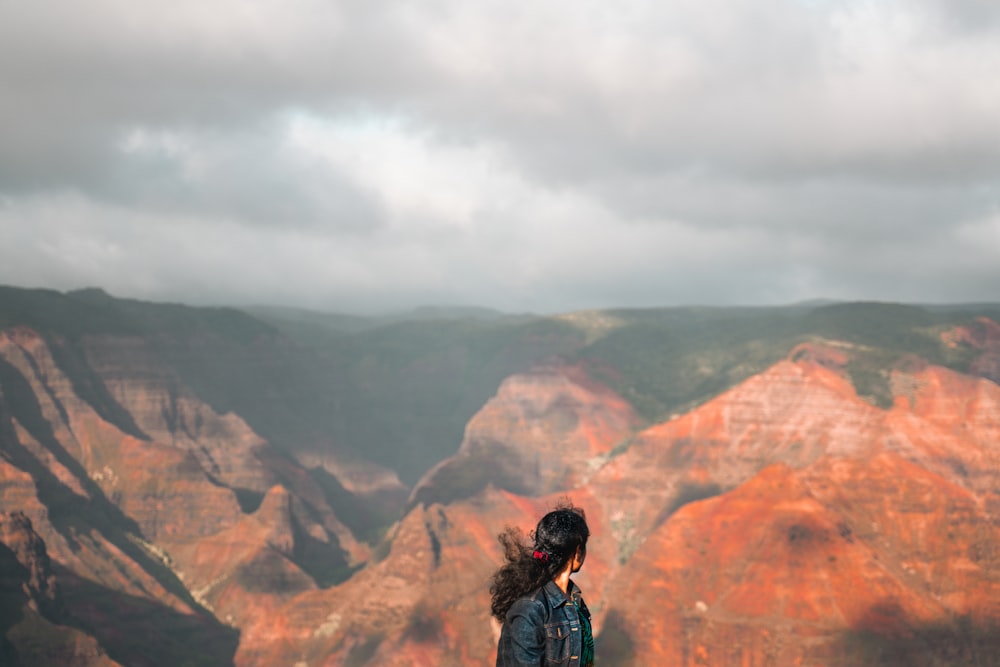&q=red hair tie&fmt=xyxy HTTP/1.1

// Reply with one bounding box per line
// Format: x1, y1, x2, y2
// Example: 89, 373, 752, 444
532, 550, 550, 563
